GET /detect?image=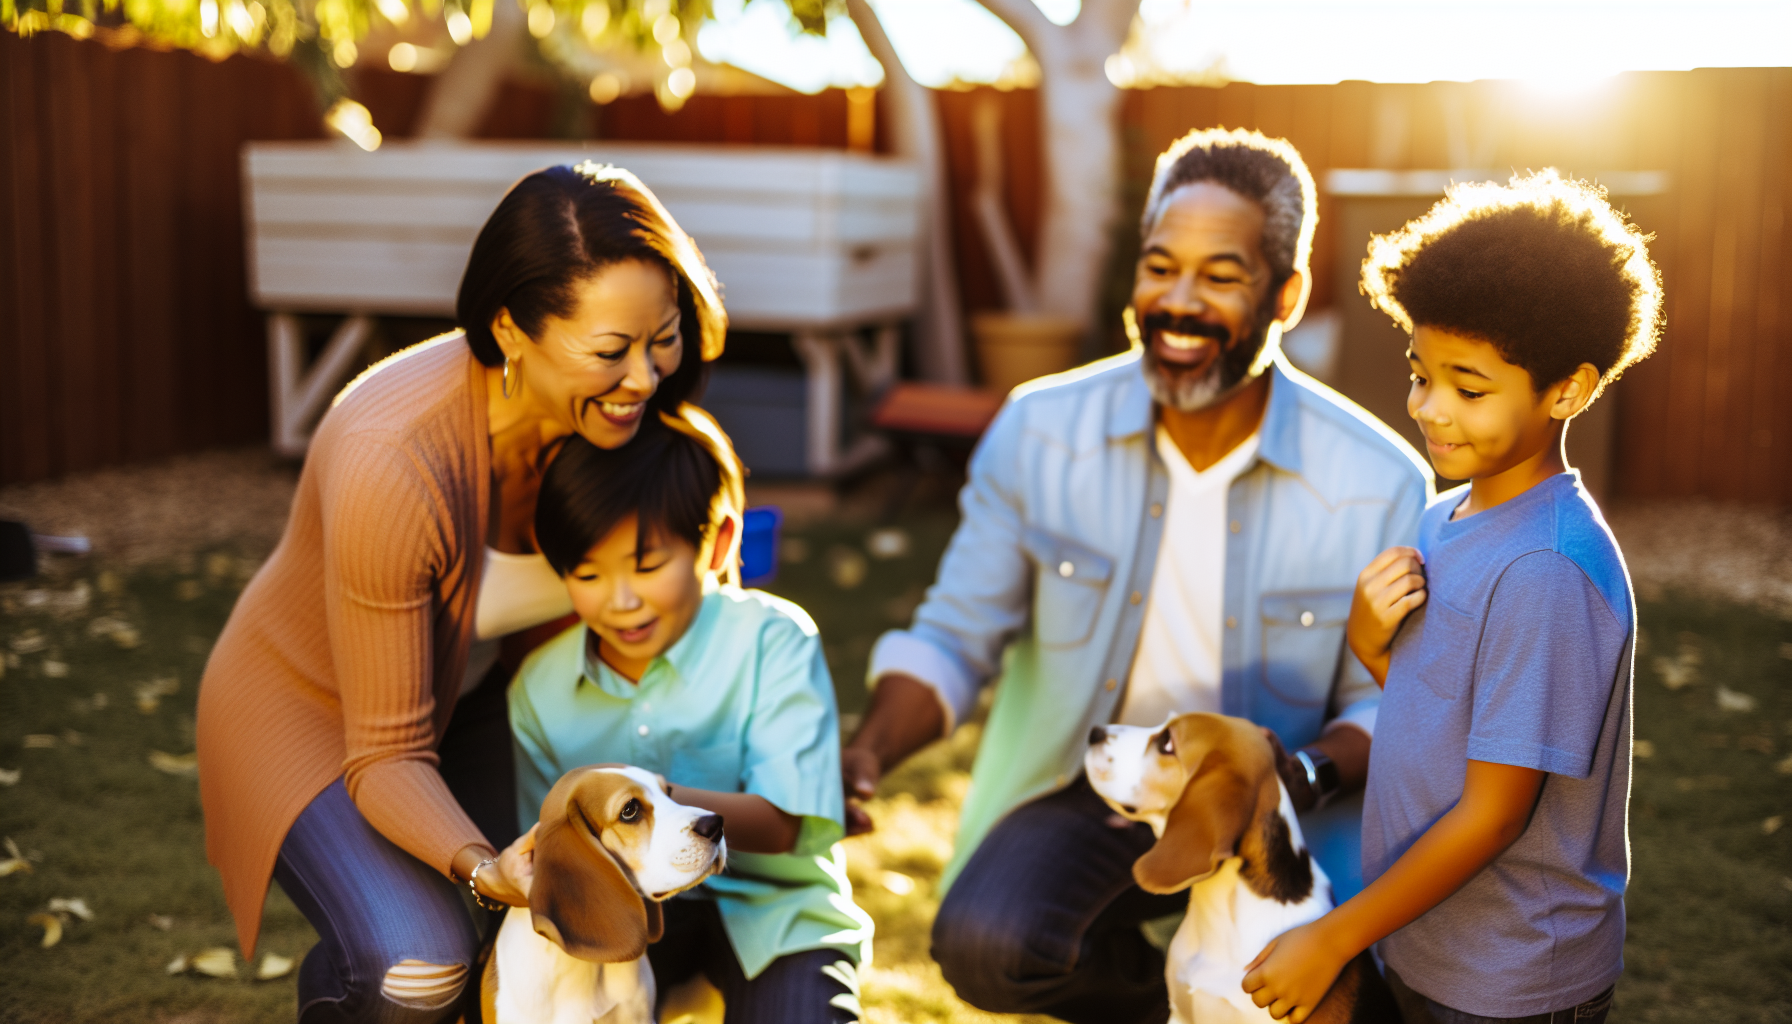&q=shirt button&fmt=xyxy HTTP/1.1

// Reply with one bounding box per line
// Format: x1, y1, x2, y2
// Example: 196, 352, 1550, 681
1056, 773, 1067, 786
1149, 503, 1163, 518
1229, 520, 1242, 534
1105, 678, 1117, 691
1300, 610, 1315, 627
637, 724, 650, 737
1226, 615, 1238, 629
1058, 561, 1075, 578
1130, 591, 1142, 605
